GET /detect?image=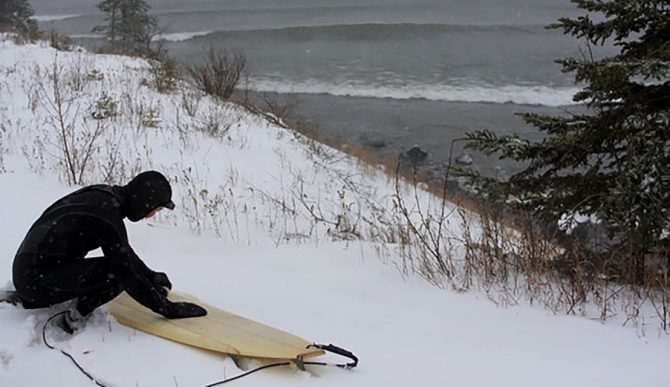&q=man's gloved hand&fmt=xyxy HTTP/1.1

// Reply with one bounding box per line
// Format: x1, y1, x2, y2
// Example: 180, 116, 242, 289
164, 301, 208, 319
152, 272, 172, 296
